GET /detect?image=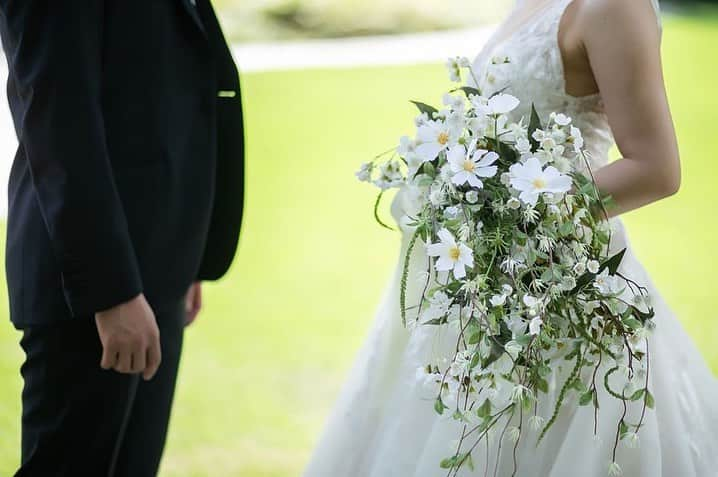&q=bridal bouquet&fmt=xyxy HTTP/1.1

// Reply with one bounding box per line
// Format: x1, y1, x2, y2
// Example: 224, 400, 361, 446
356, 57, 656, 476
